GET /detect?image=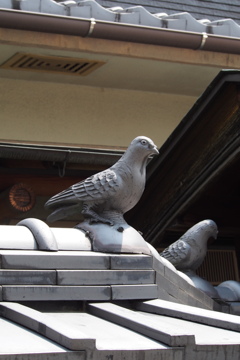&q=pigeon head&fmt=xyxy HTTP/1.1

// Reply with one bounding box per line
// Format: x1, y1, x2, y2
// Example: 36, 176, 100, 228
117, 136, 158, 175
185, 219, 218, 246
200, 219, 218, 242
128, 136, 159, 158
